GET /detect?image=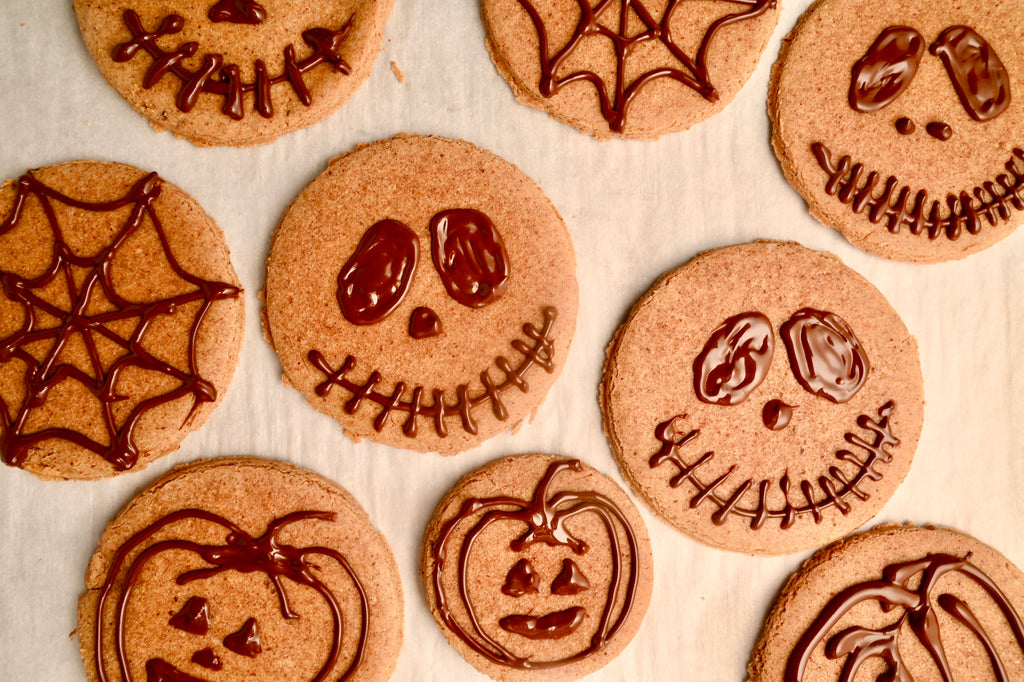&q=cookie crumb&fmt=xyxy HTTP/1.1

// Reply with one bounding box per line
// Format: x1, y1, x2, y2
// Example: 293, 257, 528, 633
390, 60, 404, 84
